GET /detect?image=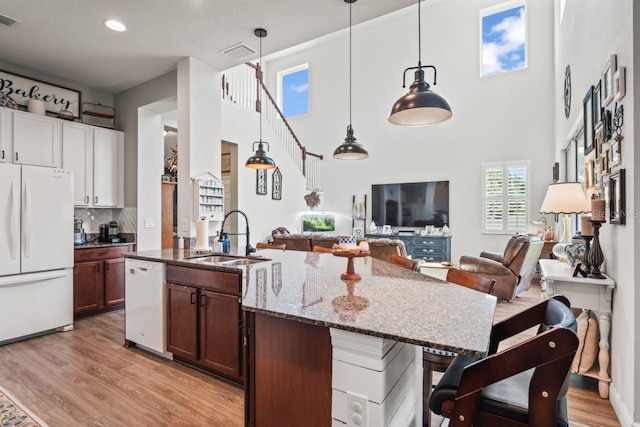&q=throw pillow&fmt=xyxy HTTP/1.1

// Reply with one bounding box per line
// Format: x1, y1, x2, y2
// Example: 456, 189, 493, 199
571, 309, 600, 374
